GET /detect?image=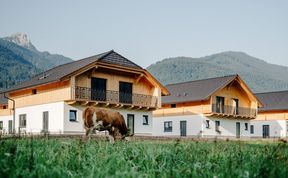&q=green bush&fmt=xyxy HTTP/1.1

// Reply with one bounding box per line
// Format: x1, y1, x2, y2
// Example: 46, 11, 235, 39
0, 138, 287, 177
